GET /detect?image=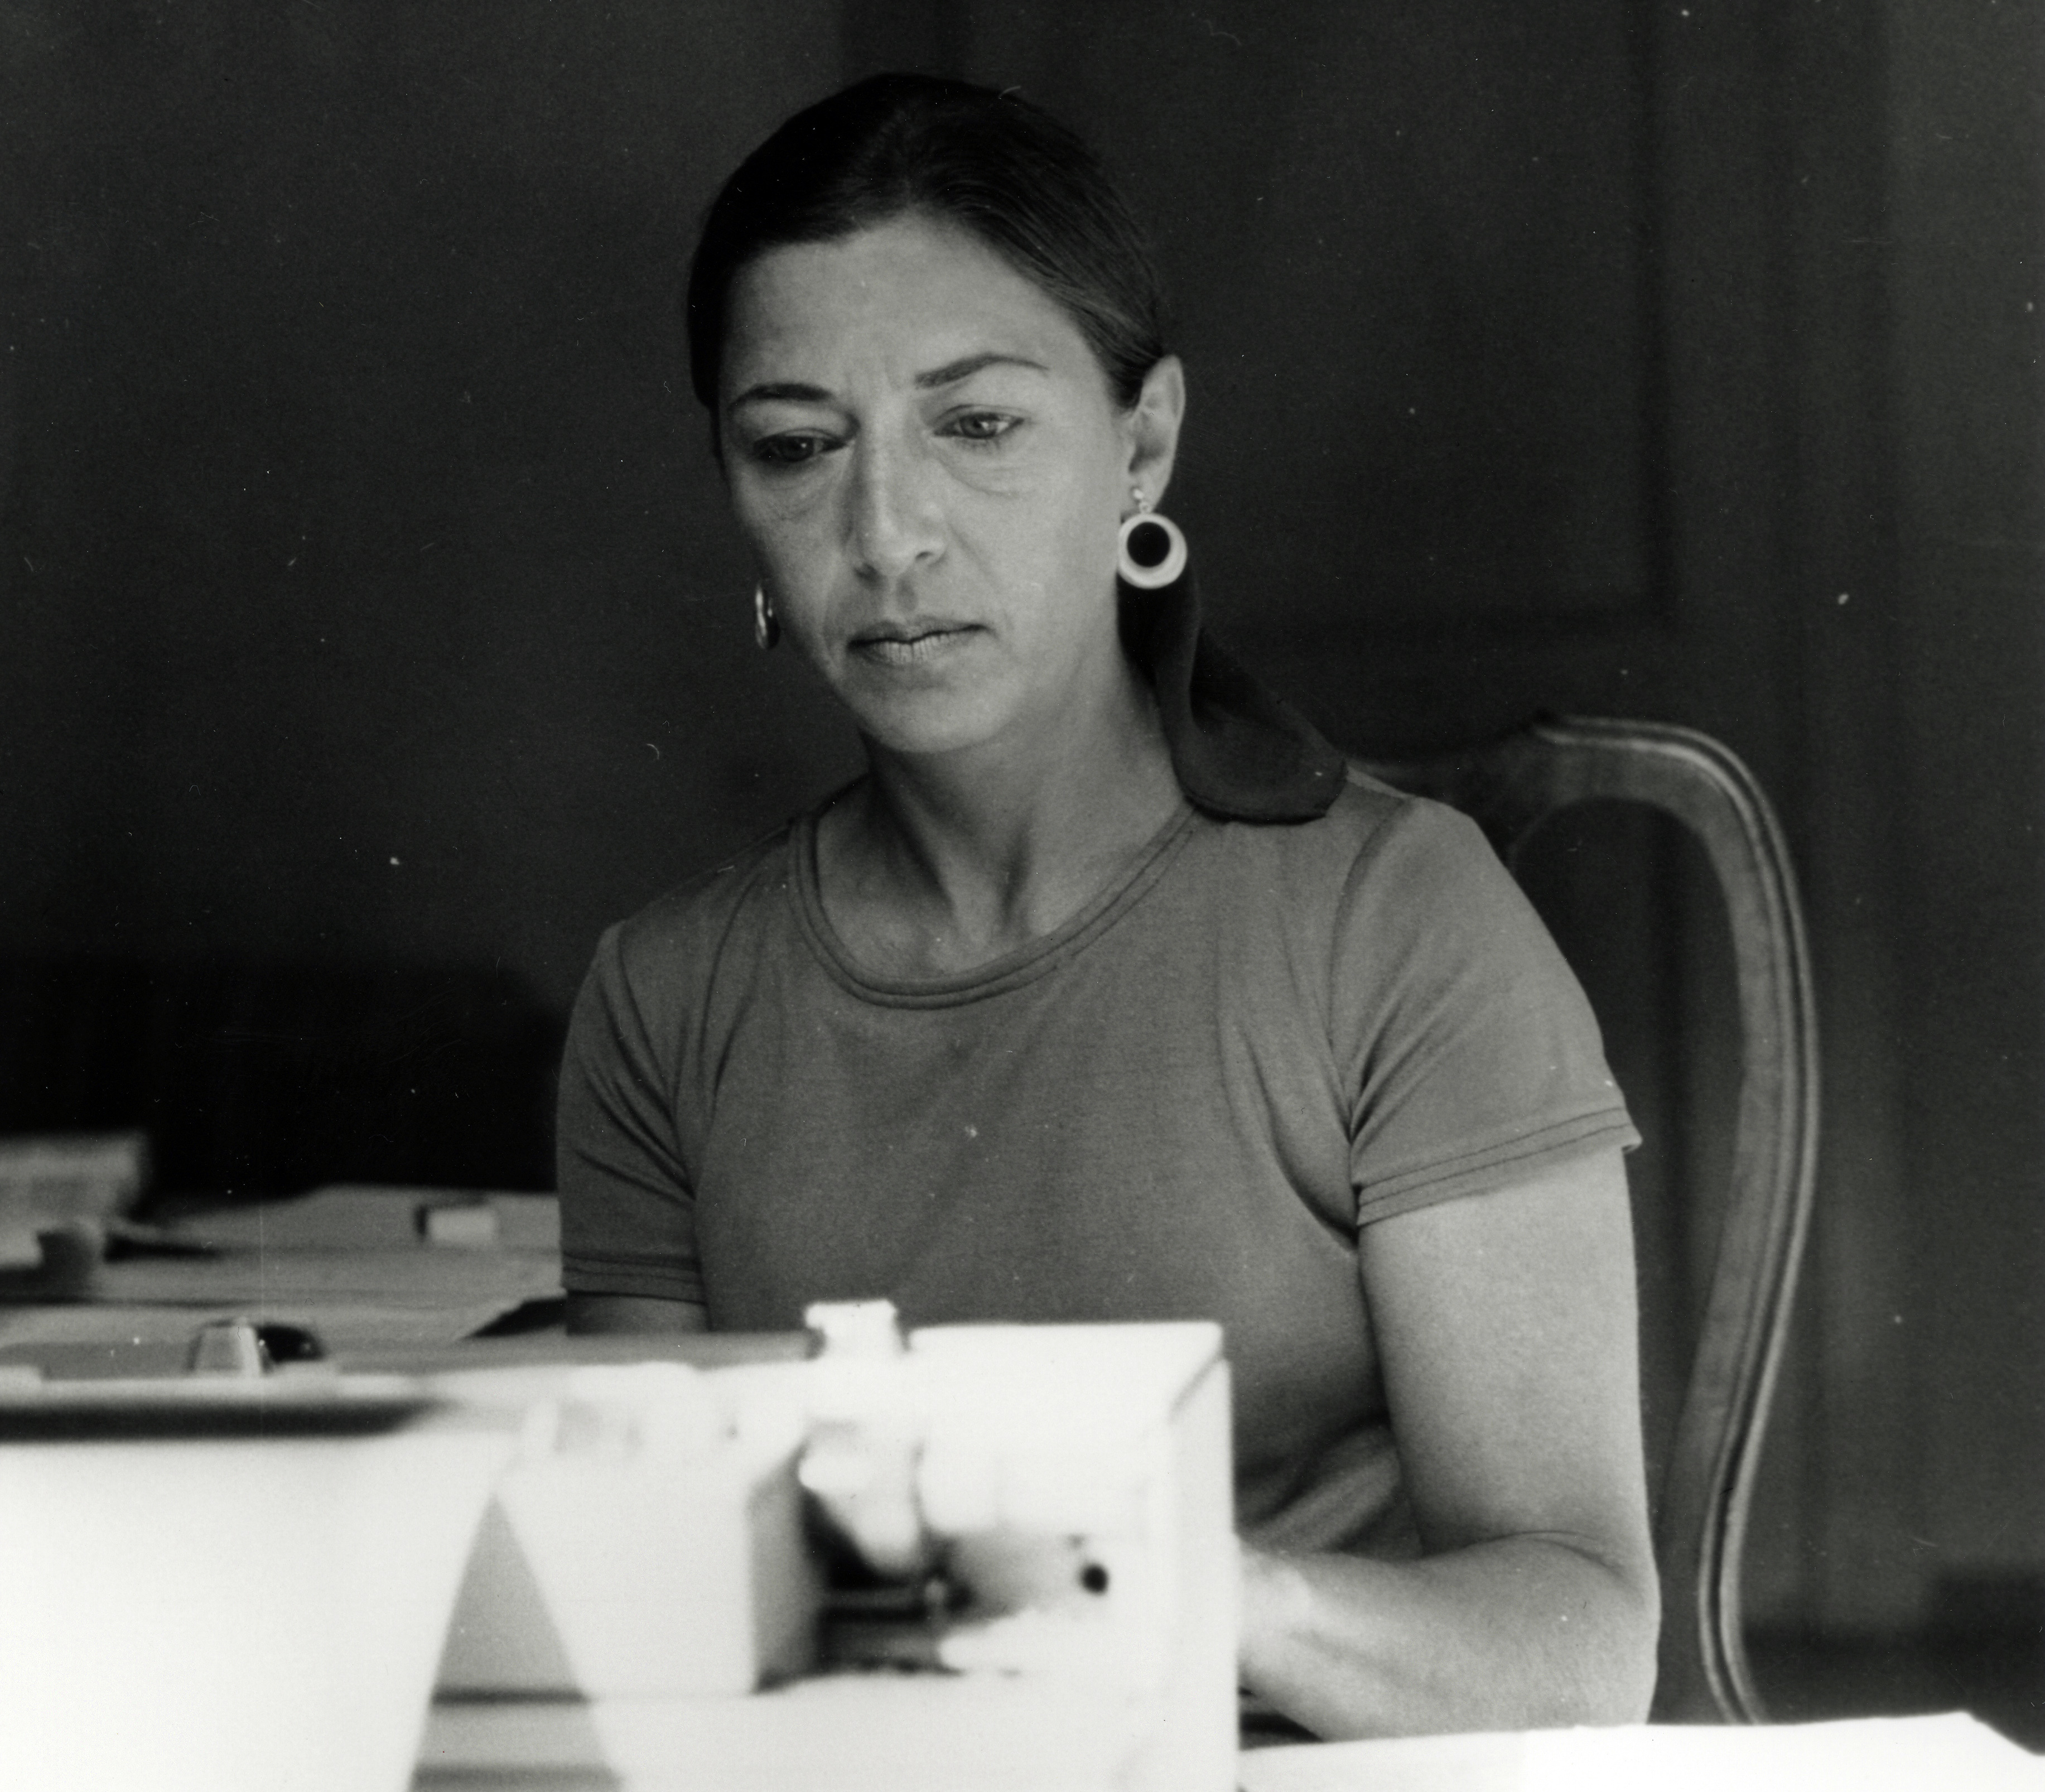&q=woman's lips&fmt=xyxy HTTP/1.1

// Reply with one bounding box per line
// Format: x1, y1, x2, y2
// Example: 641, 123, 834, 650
848, 624, 983, 667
